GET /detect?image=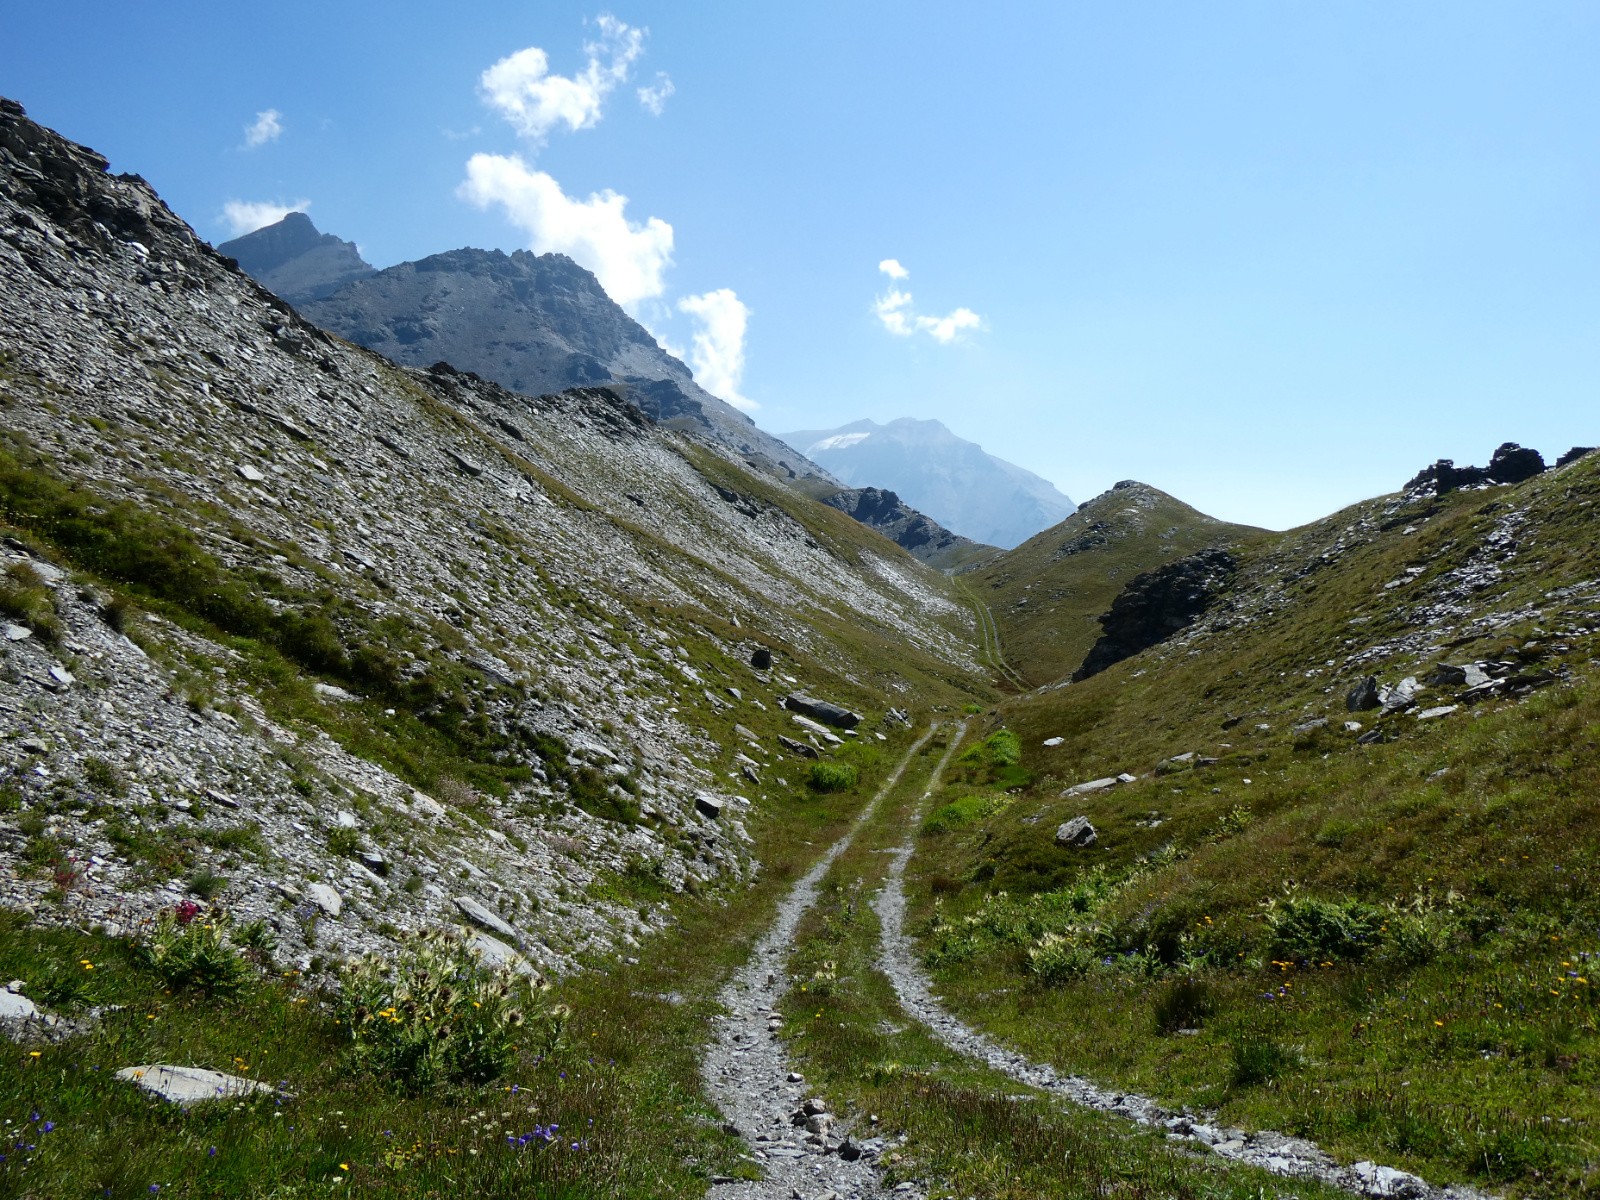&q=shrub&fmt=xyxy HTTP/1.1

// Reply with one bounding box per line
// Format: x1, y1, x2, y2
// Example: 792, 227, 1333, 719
136, 910, 254, 997
1154, 975, 1218, 1033
337, 929, 563, 1092
81, 755, 126, 797
326, 826, 361, 858
808, 761, 859, 793
1026, 931, 1097, 984
186, 868, 228, 900
1263, 889, 1384, 962
1229, 1033, 1301, 1087
921, 793, 1007, 835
